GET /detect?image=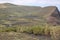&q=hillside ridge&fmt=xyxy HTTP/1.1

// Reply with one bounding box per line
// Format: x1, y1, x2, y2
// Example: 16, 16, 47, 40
0, 3, 60, 26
